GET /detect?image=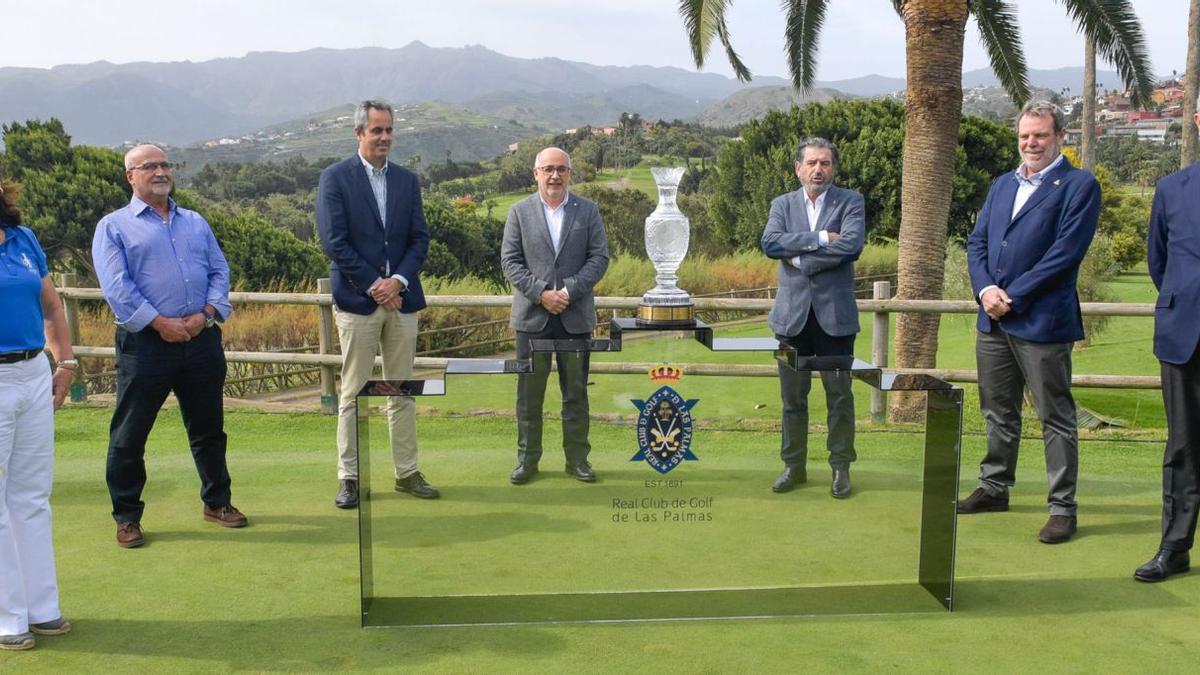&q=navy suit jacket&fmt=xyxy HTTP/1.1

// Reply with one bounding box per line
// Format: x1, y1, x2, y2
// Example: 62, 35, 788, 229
967, 157, 1099, 343
1147, 162, 1200, 364
316, 155, 429, 315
